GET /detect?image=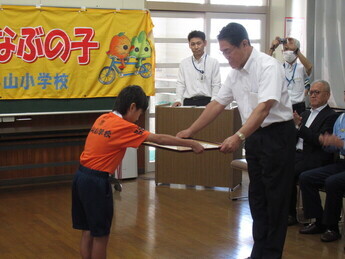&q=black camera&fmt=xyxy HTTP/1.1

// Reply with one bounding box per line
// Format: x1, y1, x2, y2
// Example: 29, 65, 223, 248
280, 38, 287, 44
